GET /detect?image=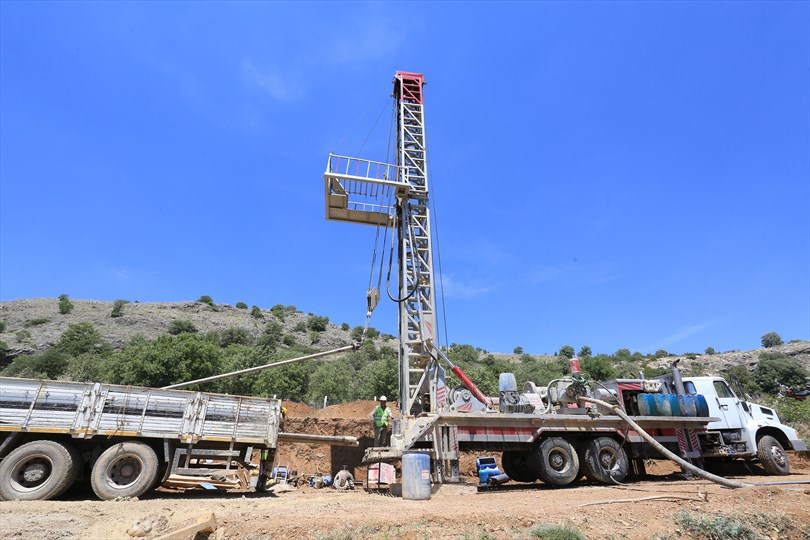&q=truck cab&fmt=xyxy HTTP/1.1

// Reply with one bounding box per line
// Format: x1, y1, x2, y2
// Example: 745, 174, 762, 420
682, 376, 807, 474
